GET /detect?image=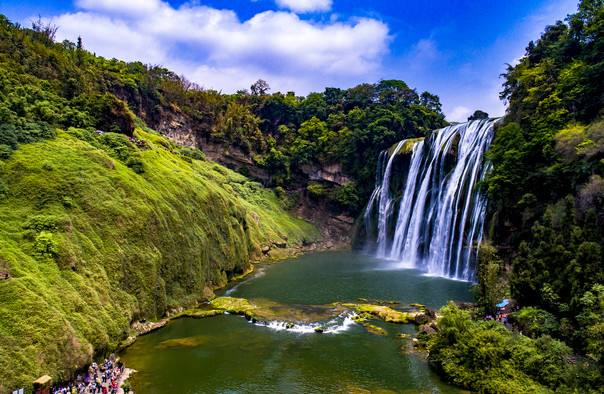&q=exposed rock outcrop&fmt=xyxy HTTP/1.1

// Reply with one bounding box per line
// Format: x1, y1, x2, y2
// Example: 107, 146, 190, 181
157, 109, 197, 148
199, 137, 271, 181
299, 163, 353, 186
291, 190, 356, 249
